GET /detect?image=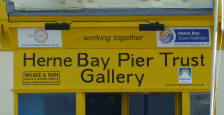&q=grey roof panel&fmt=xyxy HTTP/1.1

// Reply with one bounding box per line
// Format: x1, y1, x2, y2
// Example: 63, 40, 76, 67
6, 1, 213, 16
